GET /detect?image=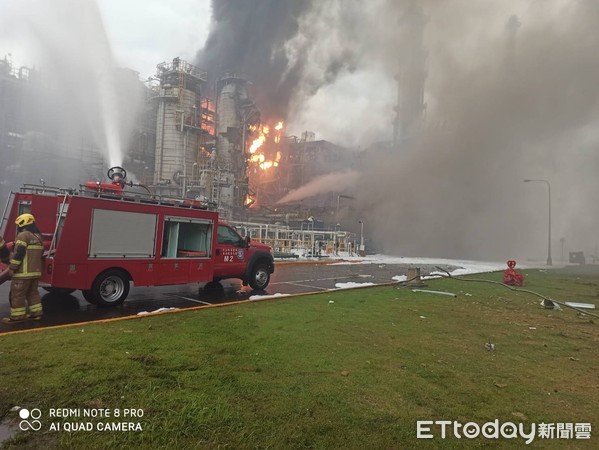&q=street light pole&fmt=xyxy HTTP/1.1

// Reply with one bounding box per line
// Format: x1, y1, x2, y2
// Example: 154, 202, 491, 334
358, 220, 364, 254
524, 179, 552, 266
